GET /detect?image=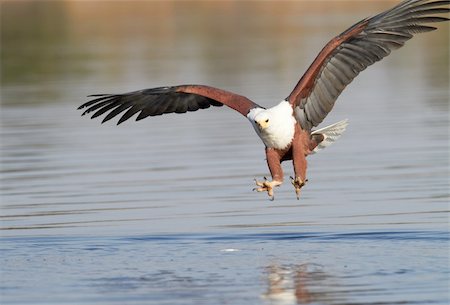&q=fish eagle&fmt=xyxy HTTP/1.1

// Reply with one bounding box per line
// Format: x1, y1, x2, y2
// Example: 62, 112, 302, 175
78, 0, 449, 200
